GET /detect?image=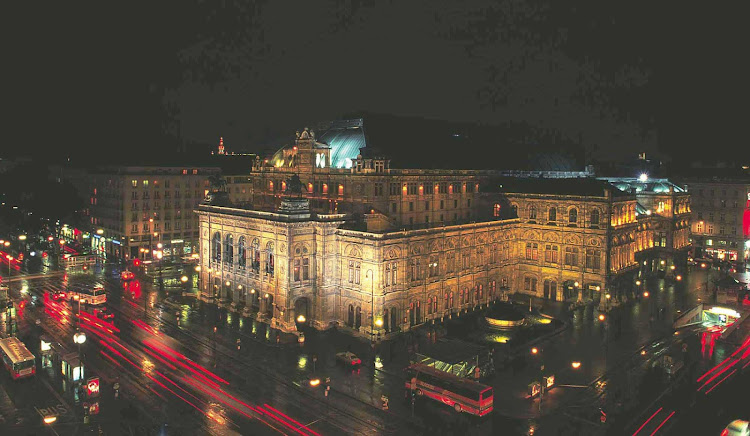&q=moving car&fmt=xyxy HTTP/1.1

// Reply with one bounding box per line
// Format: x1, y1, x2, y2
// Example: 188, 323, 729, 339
722, 420, 750, 436
50, 290, 67, 301
93, 307, 114, 320
335, 351, 362, 366
120, 270, 135, 281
